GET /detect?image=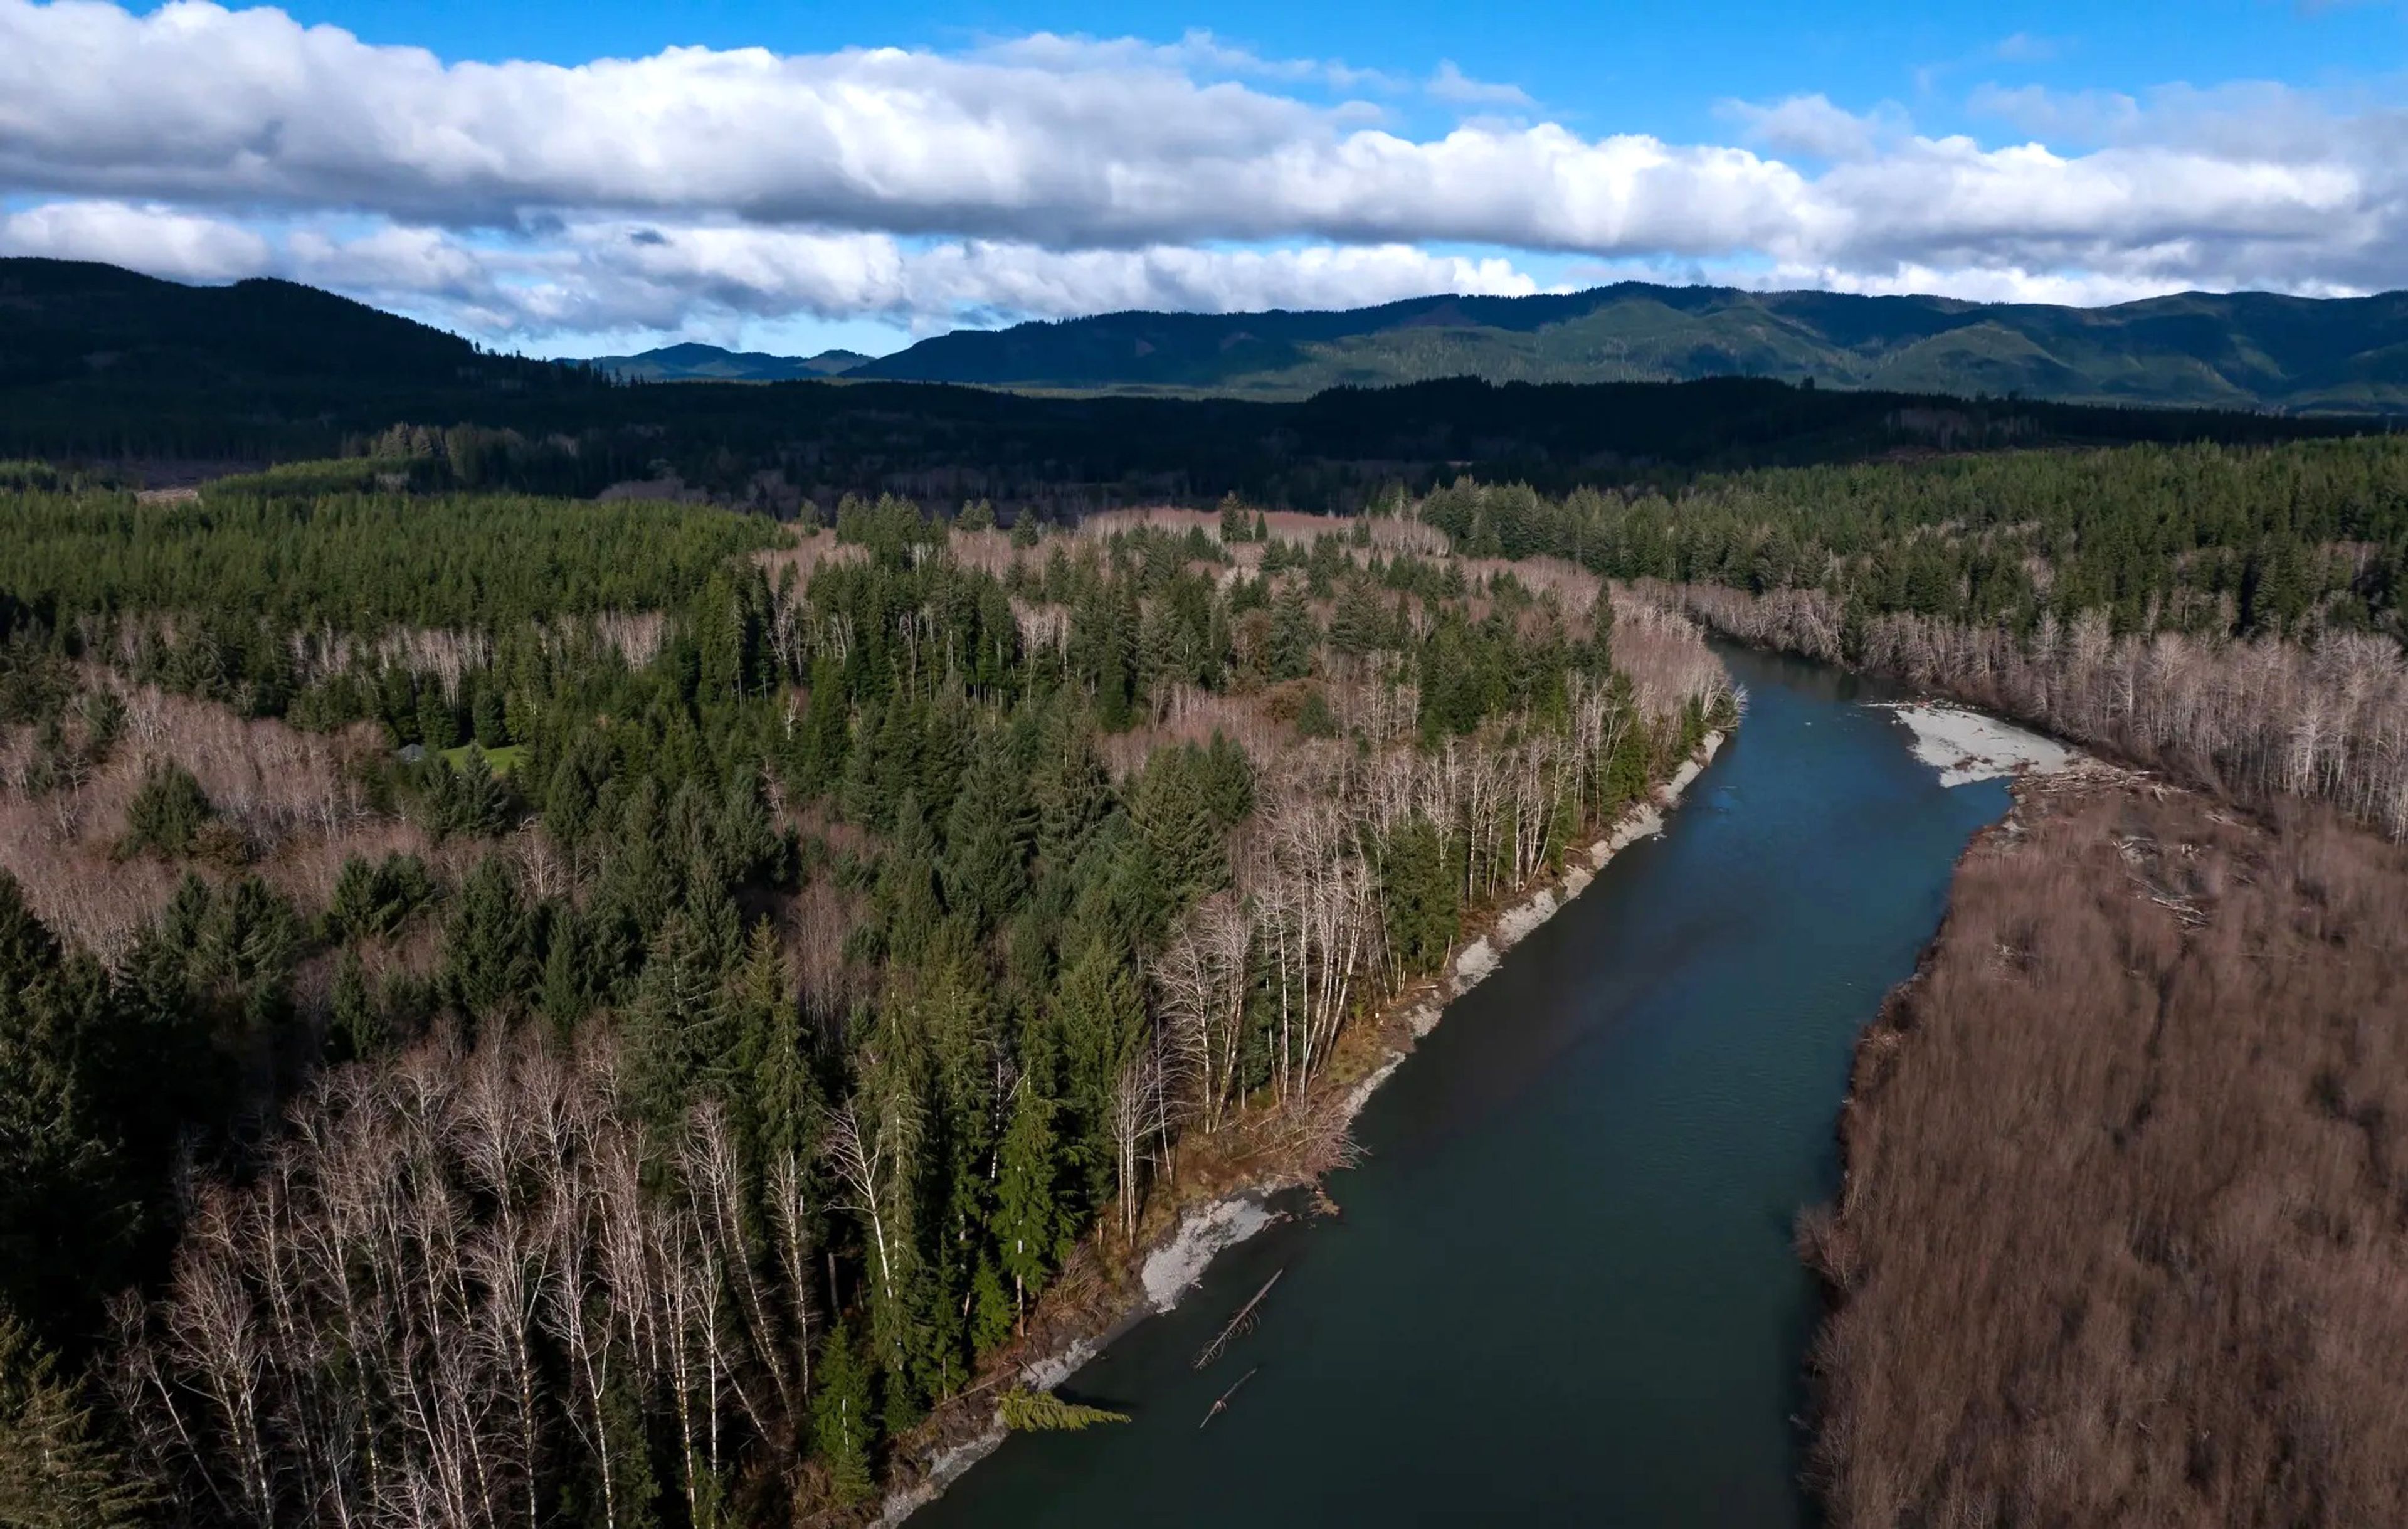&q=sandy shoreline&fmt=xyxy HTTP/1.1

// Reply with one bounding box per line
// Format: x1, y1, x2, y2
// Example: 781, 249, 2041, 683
872, 726, 1730, 1525
1877, 701, 2076, 787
